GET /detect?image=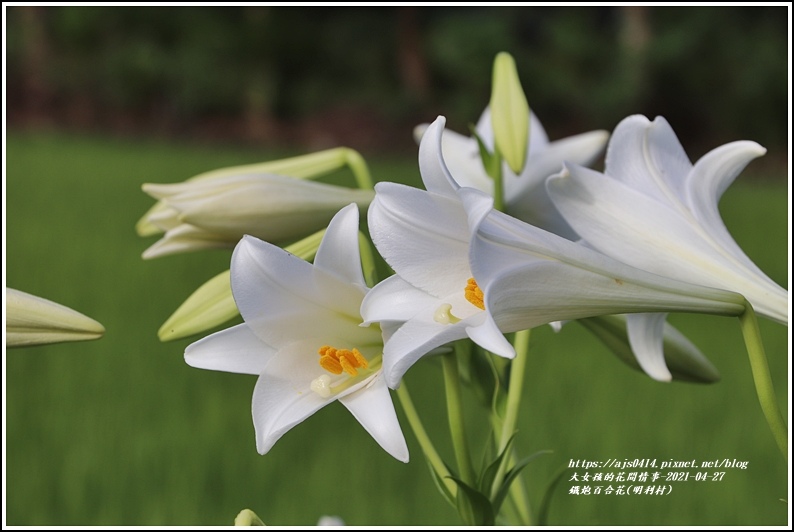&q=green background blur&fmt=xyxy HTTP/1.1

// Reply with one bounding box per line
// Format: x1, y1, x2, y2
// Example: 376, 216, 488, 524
4, 5, 790, 527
